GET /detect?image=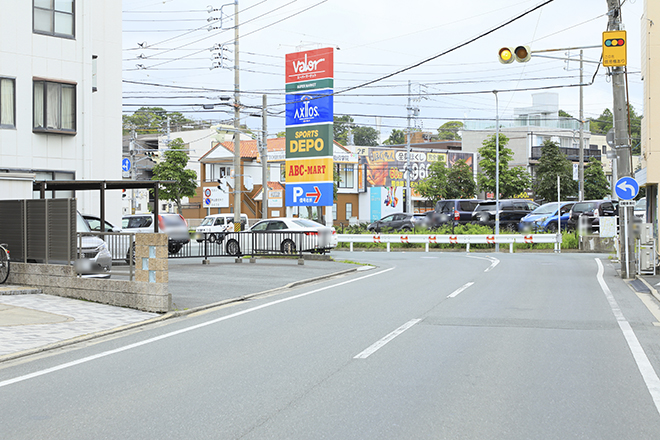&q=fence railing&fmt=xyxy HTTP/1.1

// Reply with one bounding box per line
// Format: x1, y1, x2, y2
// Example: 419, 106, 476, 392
337, 233, 562, 253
